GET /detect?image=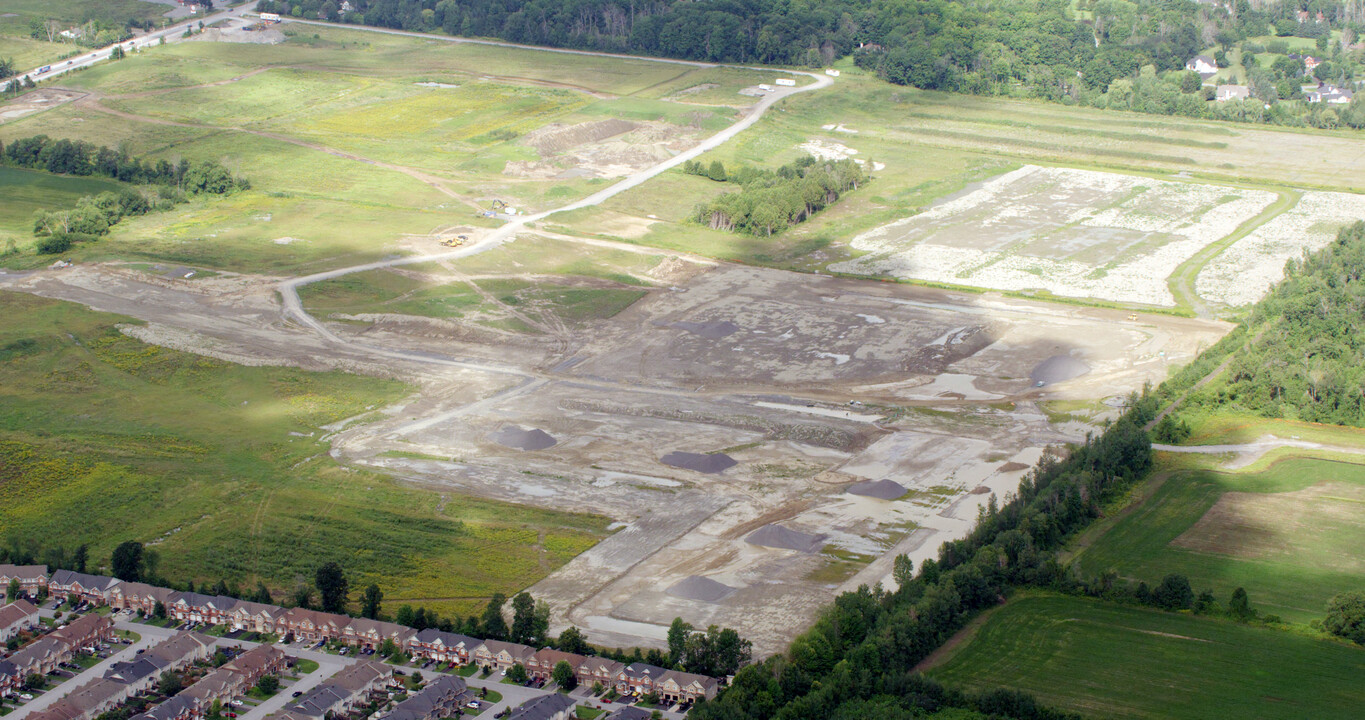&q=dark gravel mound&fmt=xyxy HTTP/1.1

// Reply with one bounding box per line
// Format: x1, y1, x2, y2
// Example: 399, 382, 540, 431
666, 576, 736, 603
745, 524, 826, 553
672, 320, 741, 339
489, 425, 558, 451
661, 451, 737, 474
846, 479, 907, 500
1030, 355, 1090, 385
